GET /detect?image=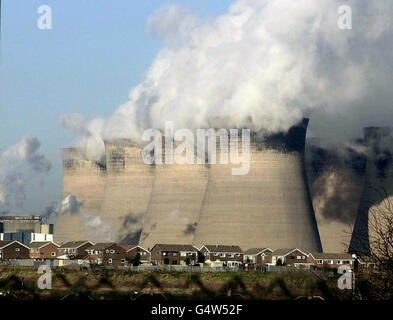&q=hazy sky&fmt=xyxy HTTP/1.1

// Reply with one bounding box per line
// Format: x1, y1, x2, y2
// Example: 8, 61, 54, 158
0, 0, 233, 214
1, 0, 393, 215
